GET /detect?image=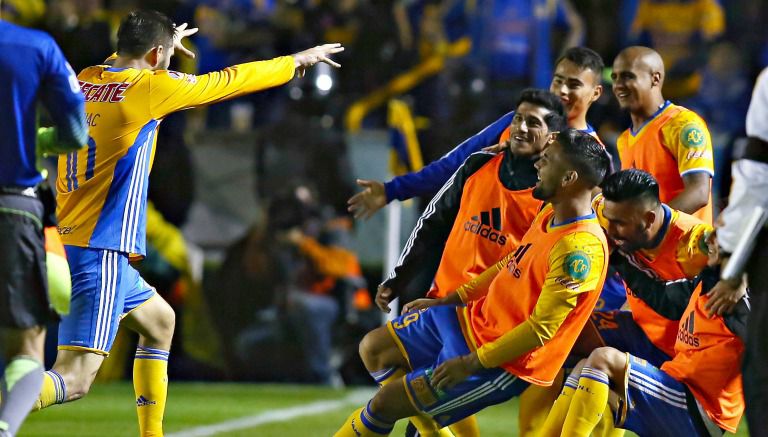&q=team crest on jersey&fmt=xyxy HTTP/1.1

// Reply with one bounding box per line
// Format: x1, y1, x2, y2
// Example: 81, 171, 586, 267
680, 122, 706, 148
167, 71, 197, 84
564, 251, 591, 281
